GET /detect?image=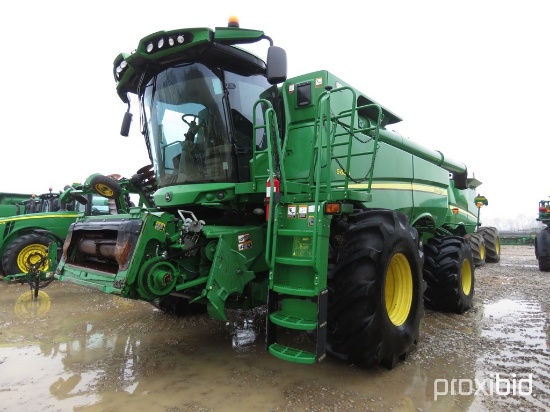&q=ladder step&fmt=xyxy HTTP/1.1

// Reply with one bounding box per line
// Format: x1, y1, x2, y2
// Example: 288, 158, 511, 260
268, 343, 316, 364
274, 256, 313, 267
272, 285, 318, 296
269, 297, 318, 329
269, 311, 317, 330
